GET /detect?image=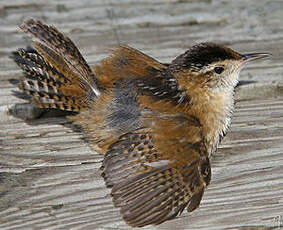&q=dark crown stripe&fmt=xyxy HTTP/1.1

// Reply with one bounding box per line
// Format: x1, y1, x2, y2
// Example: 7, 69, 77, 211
171, 42, 241, 71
